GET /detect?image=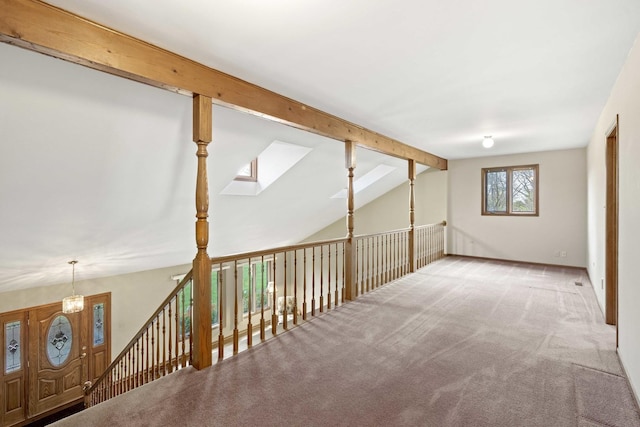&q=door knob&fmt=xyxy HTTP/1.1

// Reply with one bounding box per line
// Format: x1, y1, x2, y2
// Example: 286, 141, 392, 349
80, 352, 87, 359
